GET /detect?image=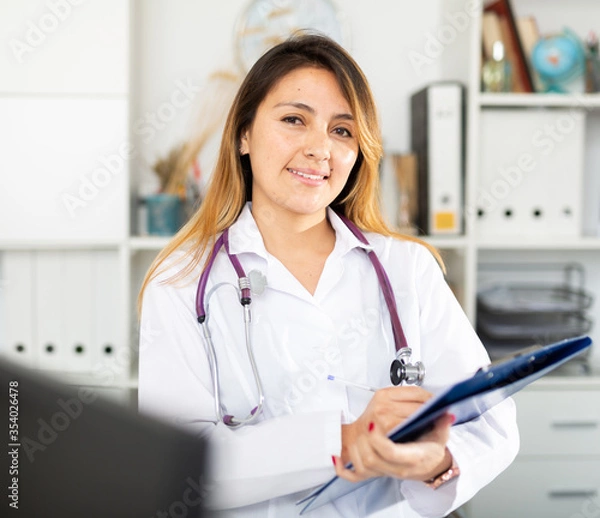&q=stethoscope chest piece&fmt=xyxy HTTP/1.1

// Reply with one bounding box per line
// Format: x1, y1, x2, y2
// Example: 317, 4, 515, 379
390, 347, 425, 386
